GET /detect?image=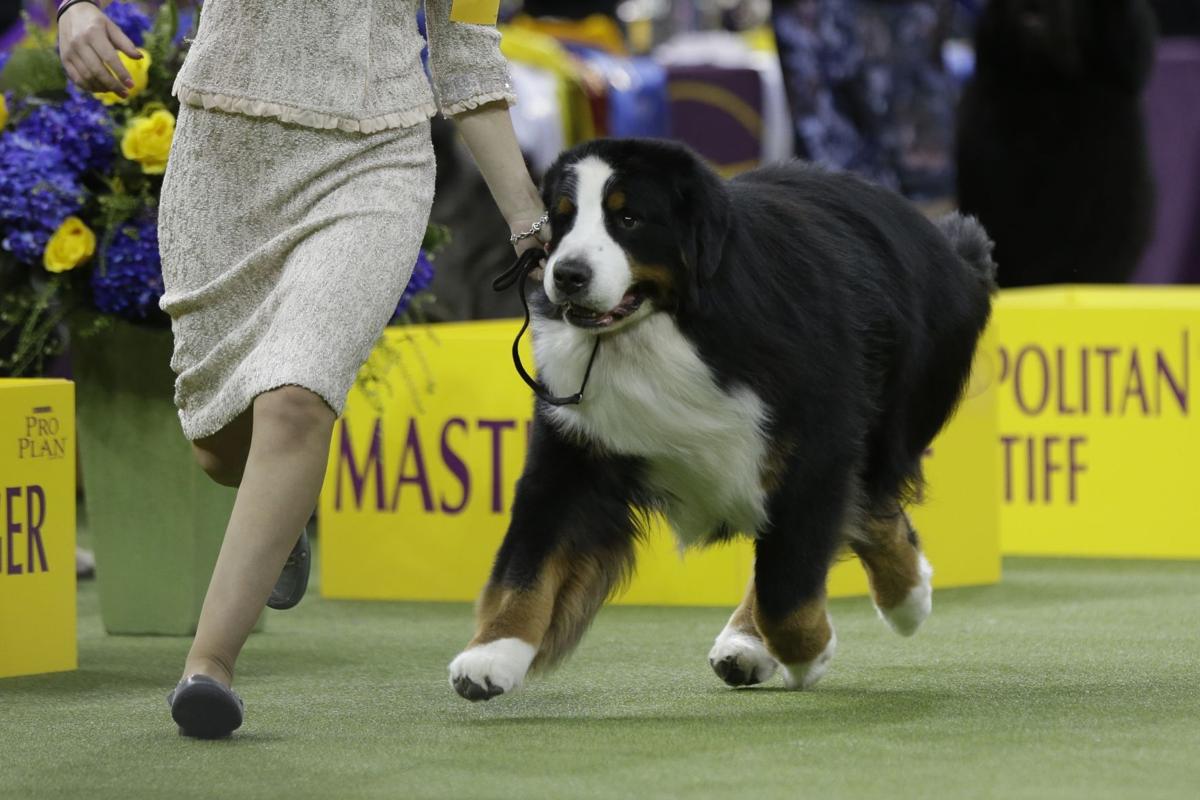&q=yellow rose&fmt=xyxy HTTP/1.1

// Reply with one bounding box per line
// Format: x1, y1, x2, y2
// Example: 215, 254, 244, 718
93, 48, 152, 106
43, 216, 96, 273
121, 109, 175, 175
0, 94, 7, 130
